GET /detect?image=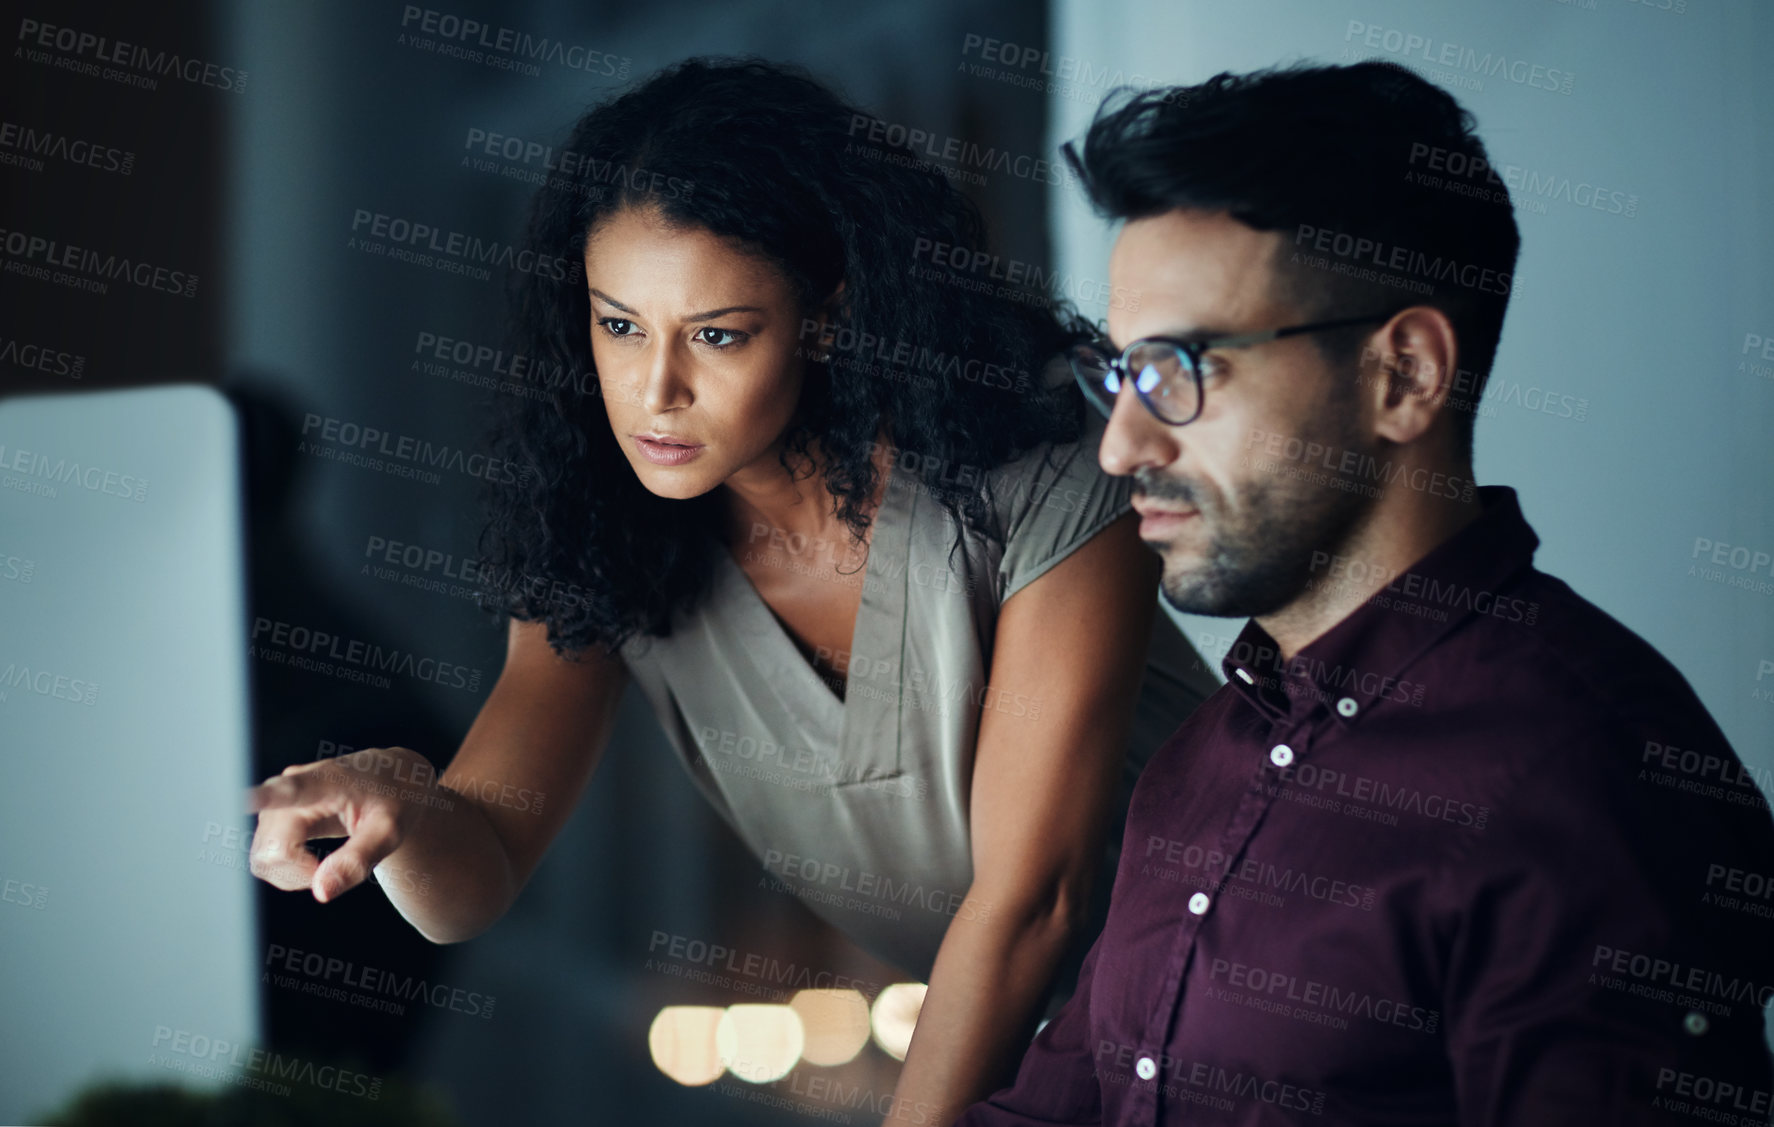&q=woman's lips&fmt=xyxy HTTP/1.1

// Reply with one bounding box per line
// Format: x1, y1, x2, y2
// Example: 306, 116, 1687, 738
633, 435, 705, 466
